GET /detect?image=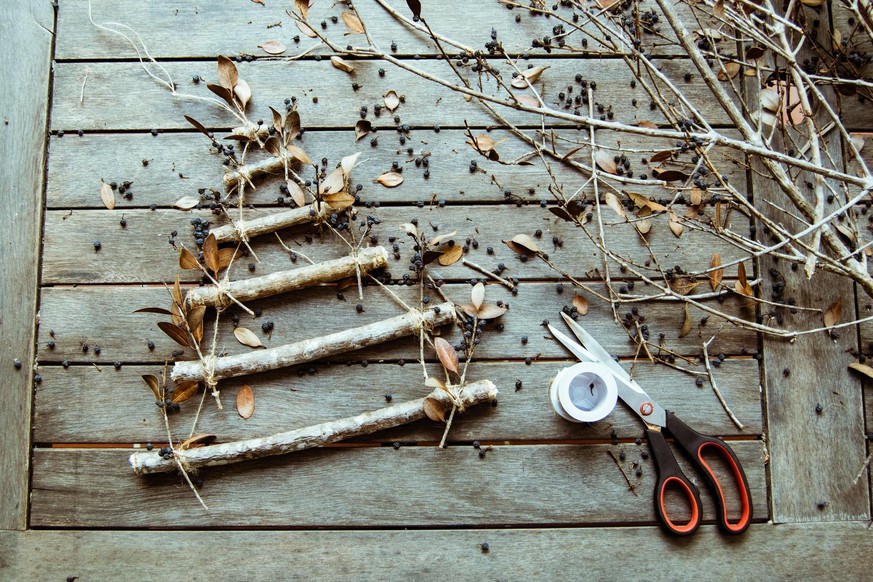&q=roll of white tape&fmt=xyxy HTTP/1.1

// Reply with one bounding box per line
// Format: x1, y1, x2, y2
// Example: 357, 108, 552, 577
549, 362, 618, 423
